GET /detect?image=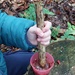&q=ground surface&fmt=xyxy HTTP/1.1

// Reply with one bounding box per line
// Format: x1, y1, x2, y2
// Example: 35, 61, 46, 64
0, 0, 75, 28
0, 1, 75, 75
25, 40, 75, 75
0, 0, 75, 51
